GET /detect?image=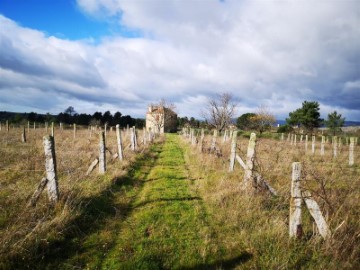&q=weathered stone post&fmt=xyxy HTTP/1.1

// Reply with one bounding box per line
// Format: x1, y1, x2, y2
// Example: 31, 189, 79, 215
99, 131, 106, 174
243, 133, 256, 190
281, 133, 284, 141
116, 124, 124, 161
287, 133, 290, 142
320, 136, 325, 156
223, 130, 228, 143
104, 123, 108, 138
33, 122, 36, 131
198, 128, 205, 152
210, 130, 217, 151
73, 124, 76, 139
312, 136, 315, 154
300, 134, 303, 143
229, 130, 238, 172
27, 121, 30, 134
133, 126, 138, 149
305, 135, 308, 152
289, 162, 302, 238
349, 137, 355, 165
131, 127, 136, 151
51, 122, 54, 137
0, 122, 2, 131
22, 126, 26, 143
43, 135, 59, 203
143, 127, 147, 145
333, 136, 337, 158
192, 129, 197, 145
6, 120, 9, 132
60, 122, 63, 130
294, 134, 297, 146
